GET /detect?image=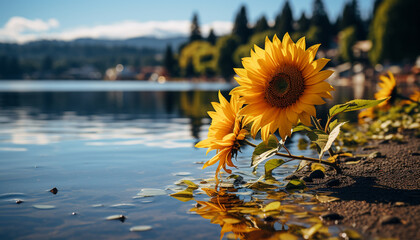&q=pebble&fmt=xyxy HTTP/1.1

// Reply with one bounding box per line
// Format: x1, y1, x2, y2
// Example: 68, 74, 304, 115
326, 179, 340, 187
380, 215, 401, 225
411, 152, 420, 156
320, 212, 344, 221
309, 170, 325, 179
49, 187, 58, 194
